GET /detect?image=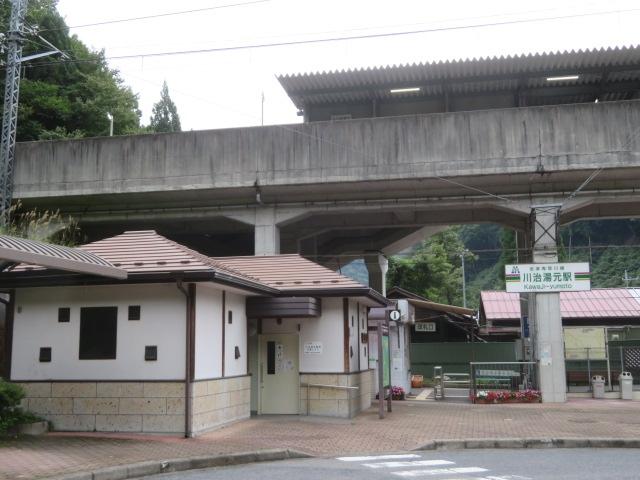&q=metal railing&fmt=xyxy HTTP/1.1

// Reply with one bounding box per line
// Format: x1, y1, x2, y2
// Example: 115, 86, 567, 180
470, 362, 539, 402
433, 365, 470, 400
300, 383, 359, 418
565, 345, 640, 392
